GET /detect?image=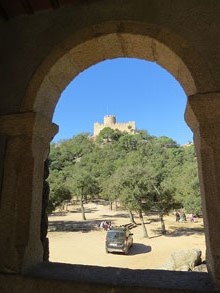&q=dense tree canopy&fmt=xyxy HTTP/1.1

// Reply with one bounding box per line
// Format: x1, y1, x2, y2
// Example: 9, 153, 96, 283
48, 129, 201, 223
